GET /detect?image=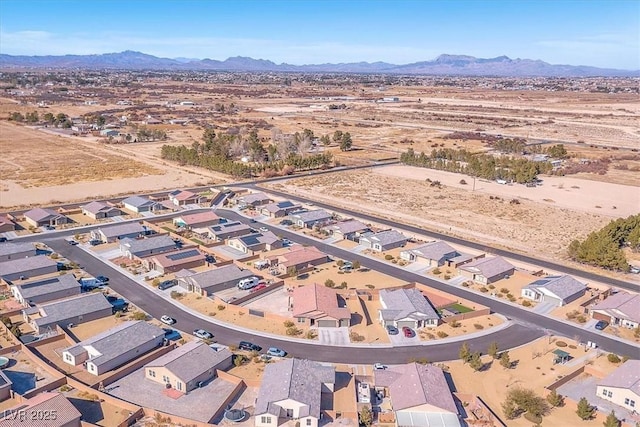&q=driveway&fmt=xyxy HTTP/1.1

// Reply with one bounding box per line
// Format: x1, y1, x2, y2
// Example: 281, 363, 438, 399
388, 329, 421, 346
317, 327, 350, 345
211, 245, 248, 260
